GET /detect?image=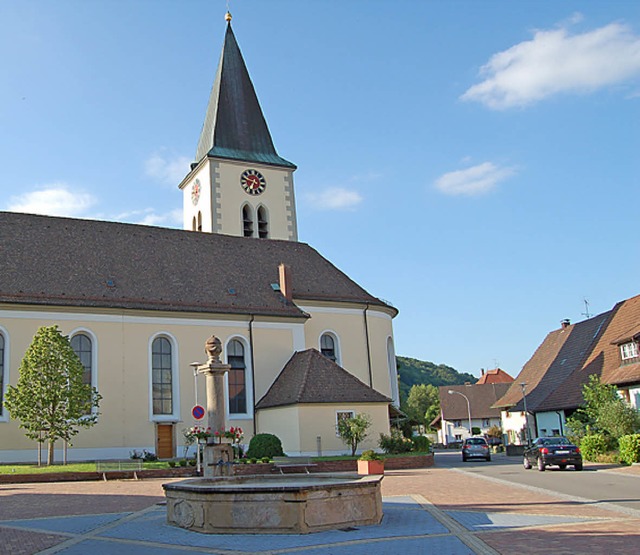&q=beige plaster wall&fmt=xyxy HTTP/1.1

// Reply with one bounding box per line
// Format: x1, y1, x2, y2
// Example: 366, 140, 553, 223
0, 308, 298, 462
0, 301, 396, 462
256, 405, 301, 453
258, 403, 389, 456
